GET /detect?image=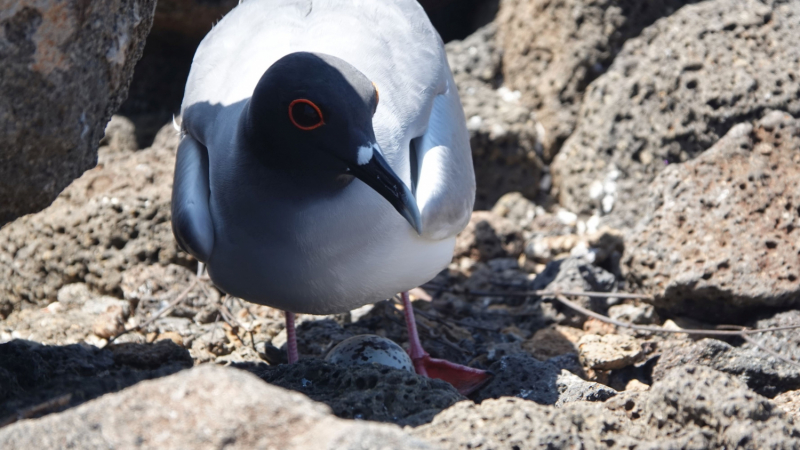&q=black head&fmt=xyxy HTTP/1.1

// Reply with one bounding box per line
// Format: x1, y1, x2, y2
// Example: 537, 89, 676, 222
243, 52, 421, 234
